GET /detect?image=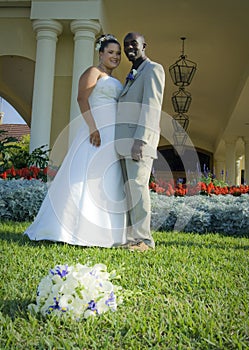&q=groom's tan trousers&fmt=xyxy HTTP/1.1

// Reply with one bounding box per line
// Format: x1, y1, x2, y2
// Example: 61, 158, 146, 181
120, 157, 155, 248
